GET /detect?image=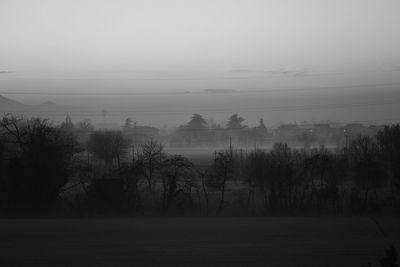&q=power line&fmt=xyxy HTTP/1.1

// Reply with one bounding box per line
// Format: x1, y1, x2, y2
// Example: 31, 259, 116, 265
0, 113, 398, 131
1, 75, 280, 81
1, 99, 399, 116
0, 83, 399, 96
